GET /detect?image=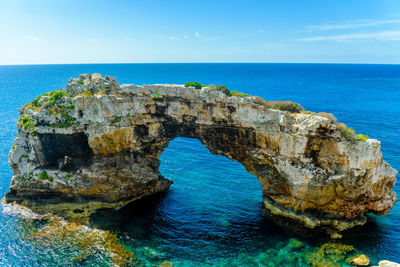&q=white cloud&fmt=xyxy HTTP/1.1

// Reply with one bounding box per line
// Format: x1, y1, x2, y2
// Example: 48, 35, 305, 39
155, 32, 218, 42
26, 36, 42, 41
258, 30, 264, 33
193, 32, 220, 41
306, 19, 400, 31
298, 31, 400, 42
123, 36, 132, 40
154, 35, 183, 41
